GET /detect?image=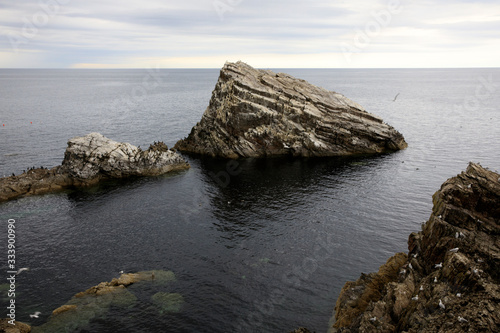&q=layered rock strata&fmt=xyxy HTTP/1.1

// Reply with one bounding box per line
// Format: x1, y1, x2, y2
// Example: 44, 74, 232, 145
0, 133, 189, 202
332, 163, 500, 332
175, 61, 407, 158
